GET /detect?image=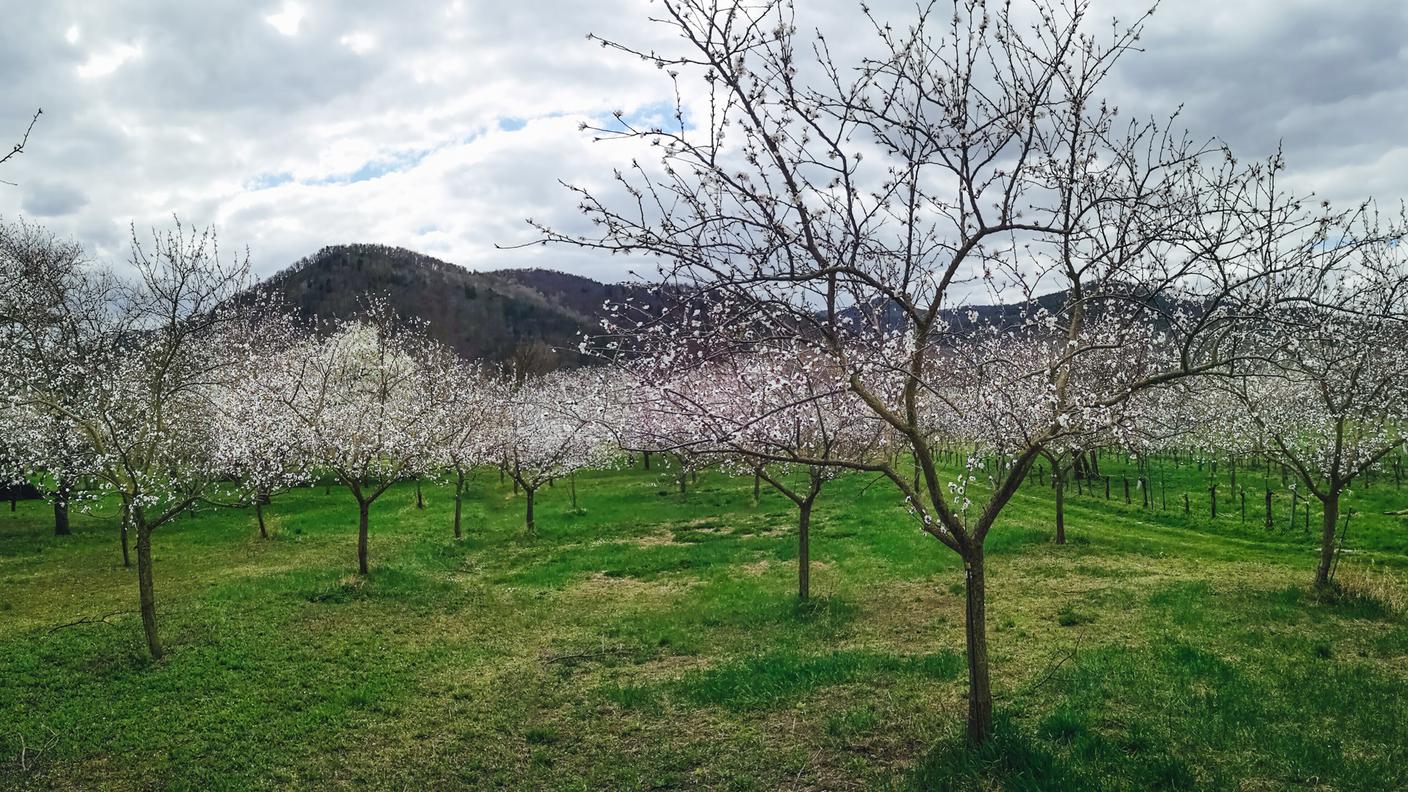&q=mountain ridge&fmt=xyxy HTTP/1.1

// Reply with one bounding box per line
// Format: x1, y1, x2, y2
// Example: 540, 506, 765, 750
250, 243, 651, 369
